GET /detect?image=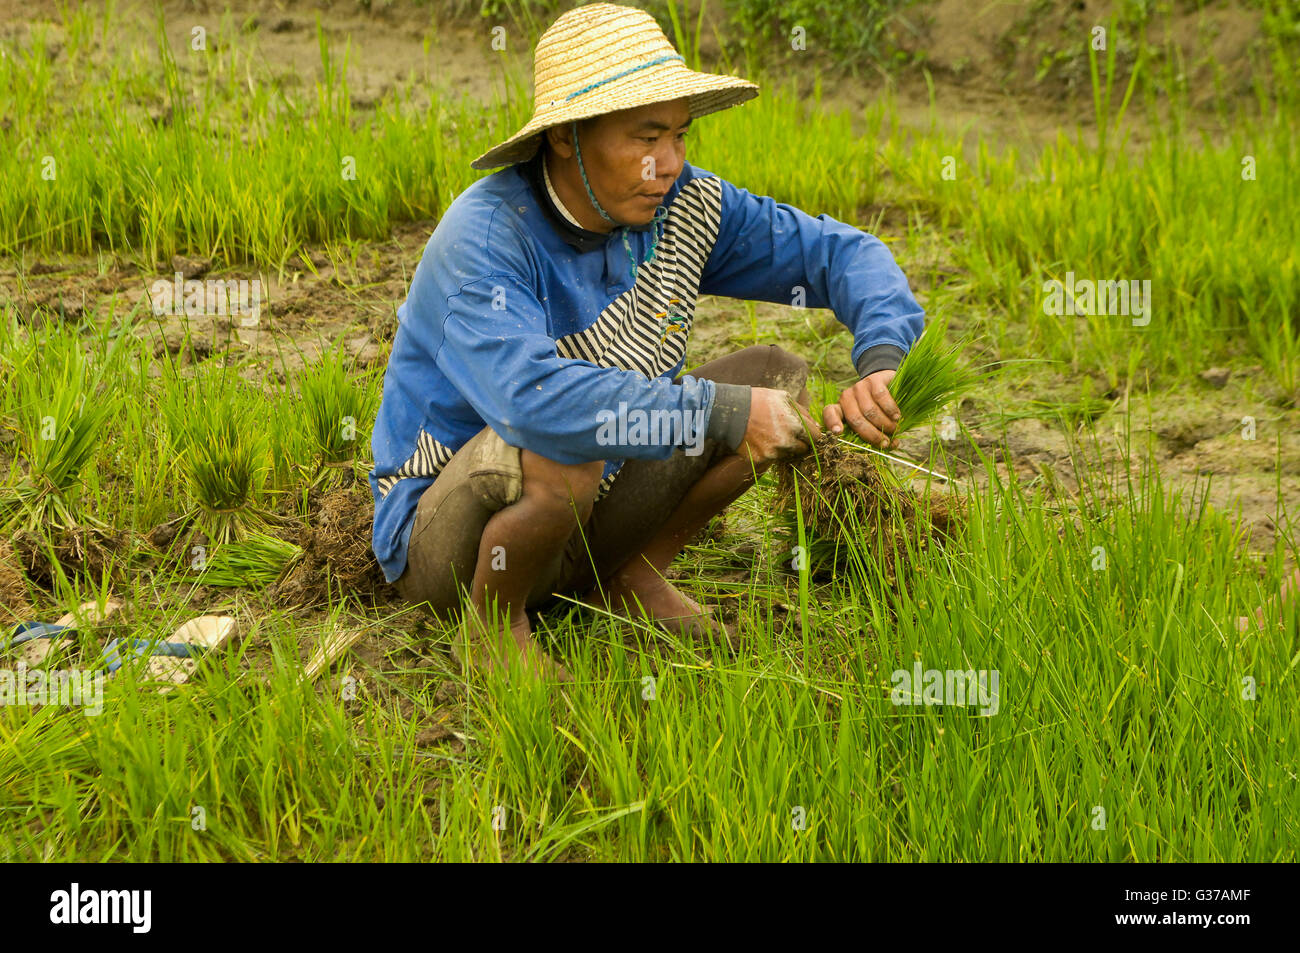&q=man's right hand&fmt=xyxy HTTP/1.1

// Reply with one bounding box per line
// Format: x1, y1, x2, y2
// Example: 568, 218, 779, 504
737, 387, 821, 466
